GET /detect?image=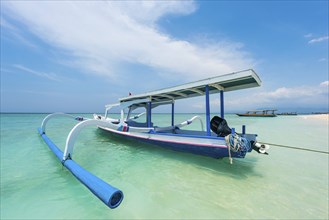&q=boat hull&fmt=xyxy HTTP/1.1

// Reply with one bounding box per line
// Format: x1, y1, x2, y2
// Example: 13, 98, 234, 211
97, 126, 249, 159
